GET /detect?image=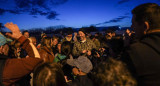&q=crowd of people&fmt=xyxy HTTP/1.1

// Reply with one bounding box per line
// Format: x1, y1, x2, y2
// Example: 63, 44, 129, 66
0, 3, 160, 86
